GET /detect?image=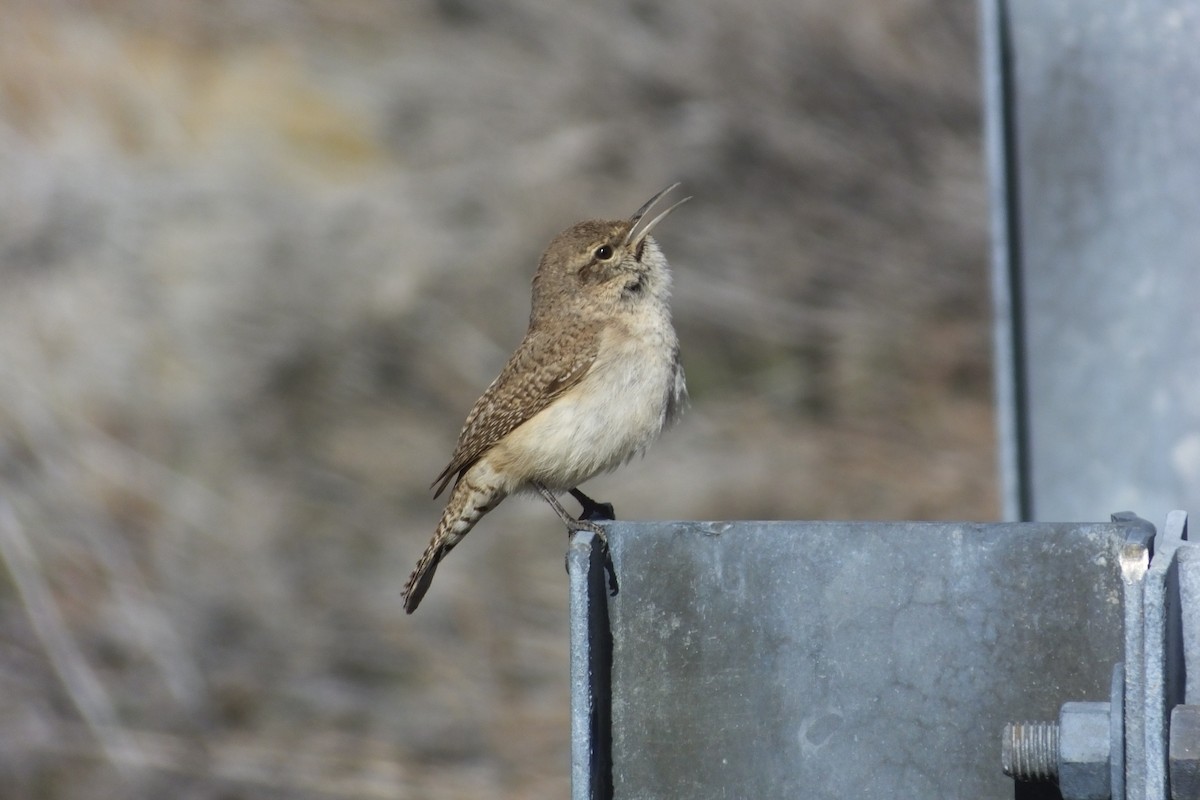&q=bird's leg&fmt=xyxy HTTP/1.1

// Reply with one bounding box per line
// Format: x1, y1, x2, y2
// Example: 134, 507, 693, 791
569, 487, 615, 521
535, 482, 618, 597
534, 482, 605, 537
